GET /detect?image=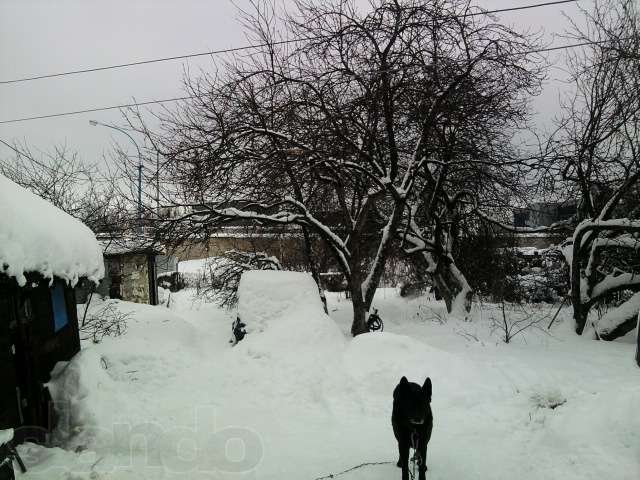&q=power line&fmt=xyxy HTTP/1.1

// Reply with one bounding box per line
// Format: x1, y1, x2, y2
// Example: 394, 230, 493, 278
466, 0, 578, 16
0, 39, 297, 86
0, 37, 616, 126
0, 96, 198, 125
0, 0, 578, 85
